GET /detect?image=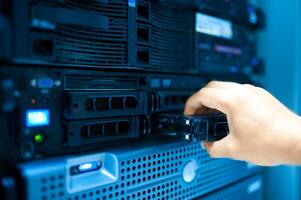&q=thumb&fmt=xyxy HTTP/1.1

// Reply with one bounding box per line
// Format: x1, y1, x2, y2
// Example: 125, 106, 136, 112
203, 136, 235, 158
